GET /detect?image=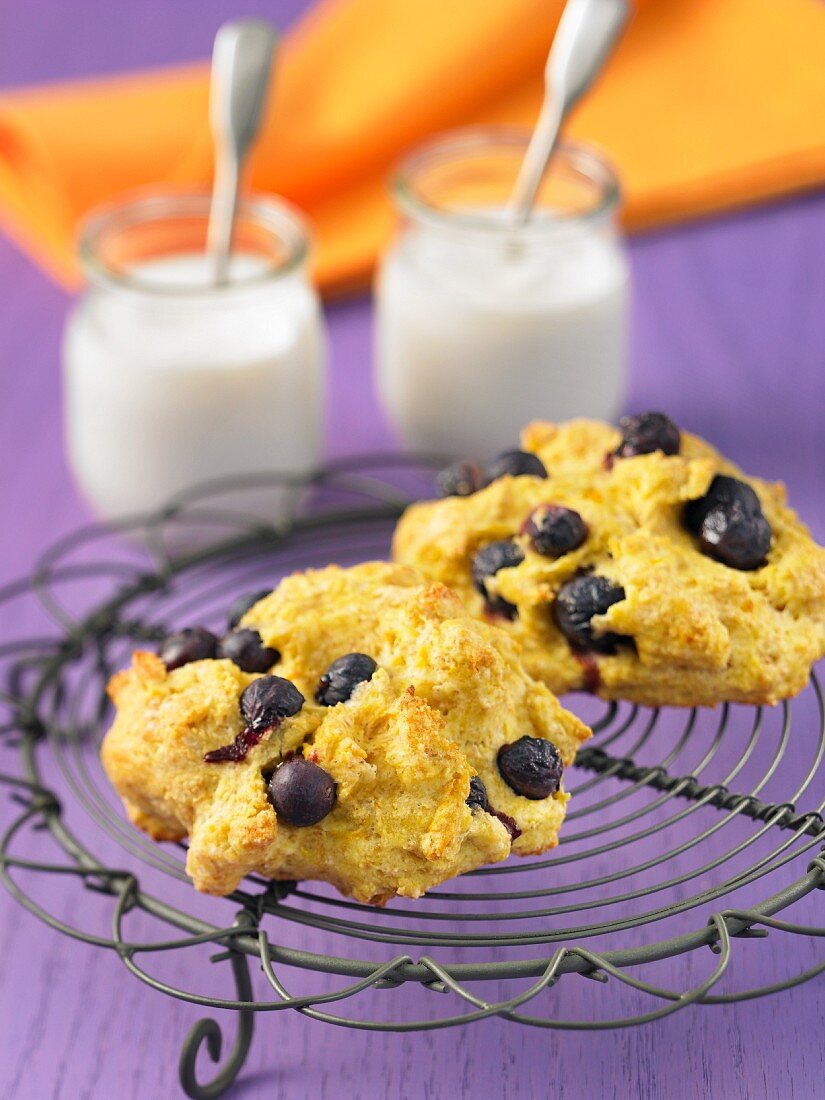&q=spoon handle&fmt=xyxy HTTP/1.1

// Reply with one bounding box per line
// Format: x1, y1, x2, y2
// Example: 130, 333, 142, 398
508, 0, 630, 224
207, 19, 278, 284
